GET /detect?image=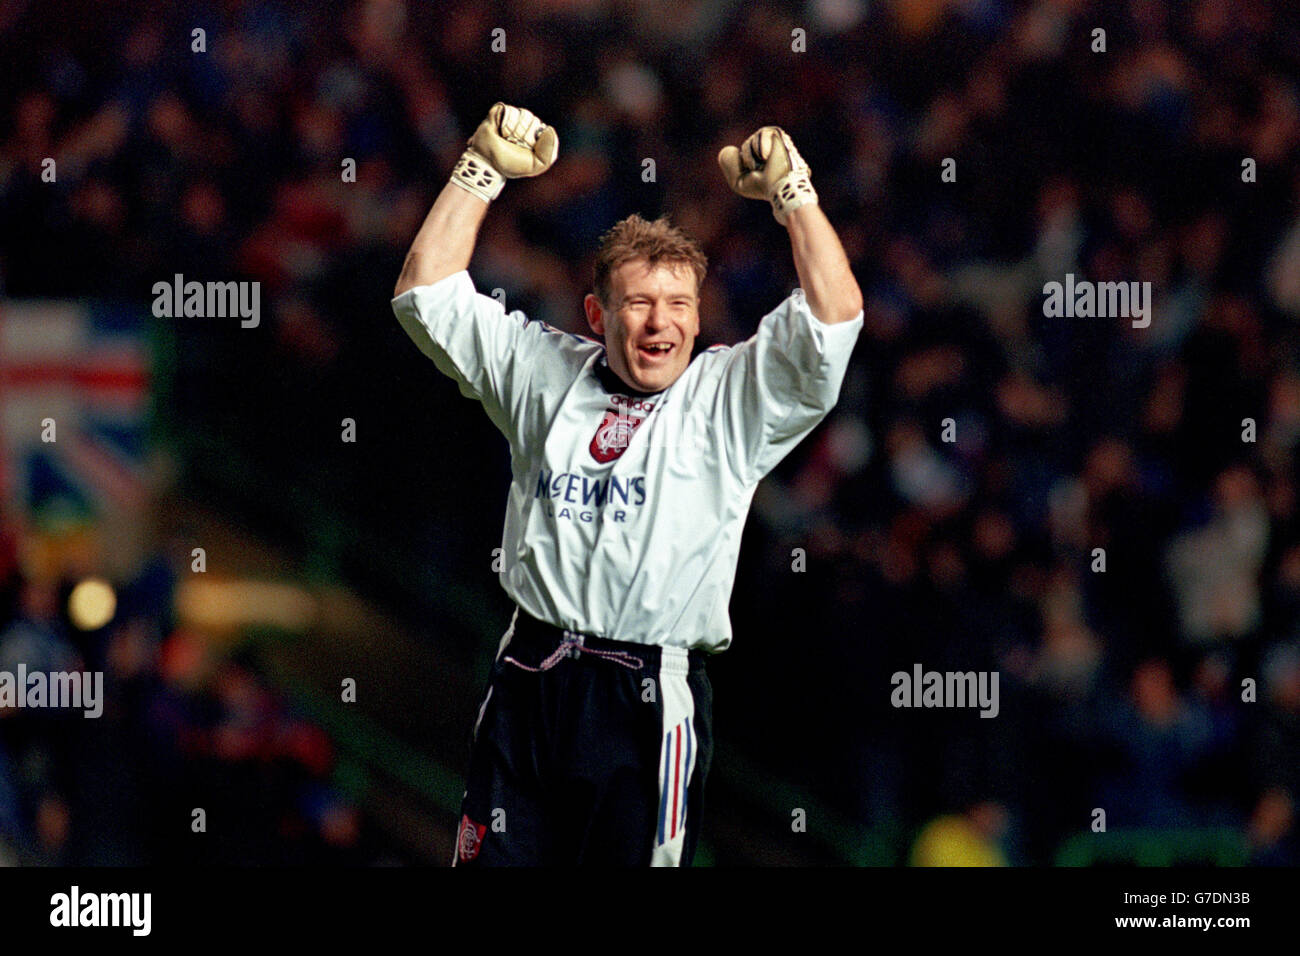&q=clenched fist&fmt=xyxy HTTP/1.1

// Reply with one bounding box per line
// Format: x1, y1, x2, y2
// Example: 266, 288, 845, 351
451, 103, 559, 203
718, 126, 818, 225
